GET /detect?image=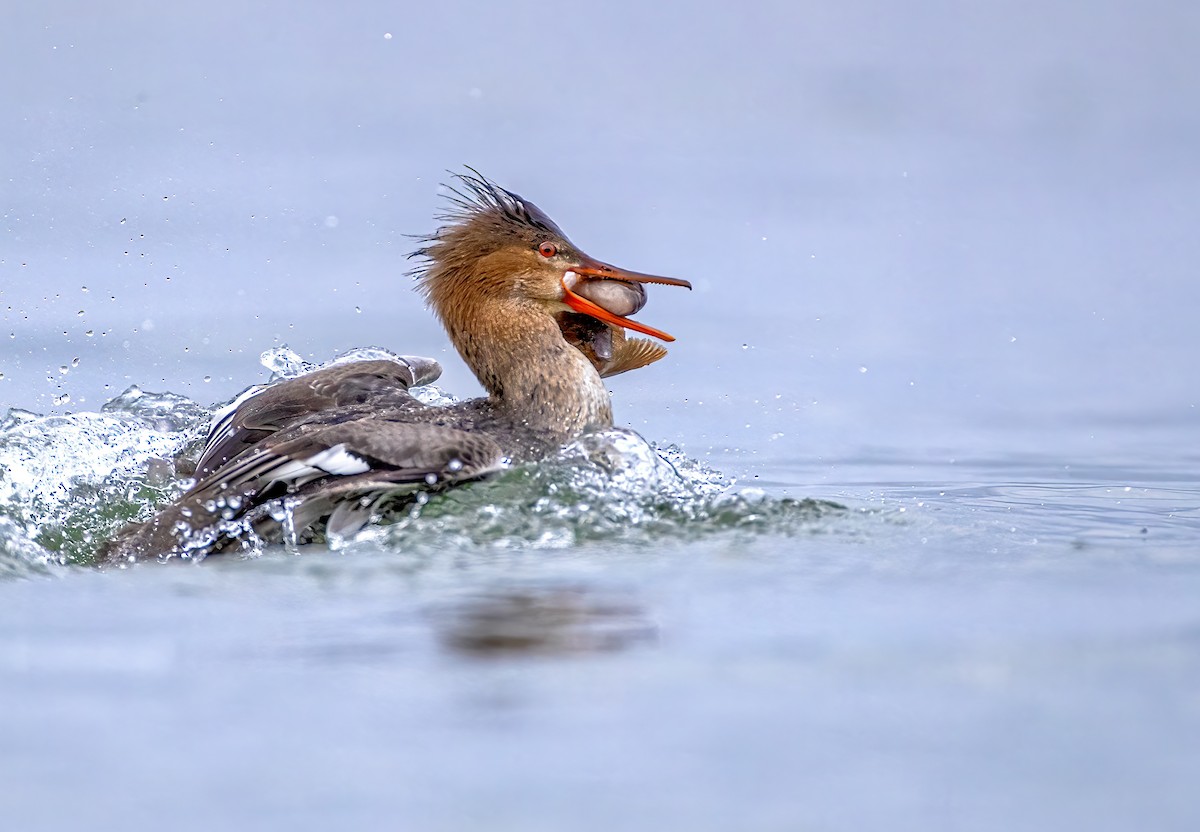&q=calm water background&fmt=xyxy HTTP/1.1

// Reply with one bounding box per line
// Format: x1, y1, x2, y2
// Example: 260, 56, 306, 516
3, 2, 1199, 830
